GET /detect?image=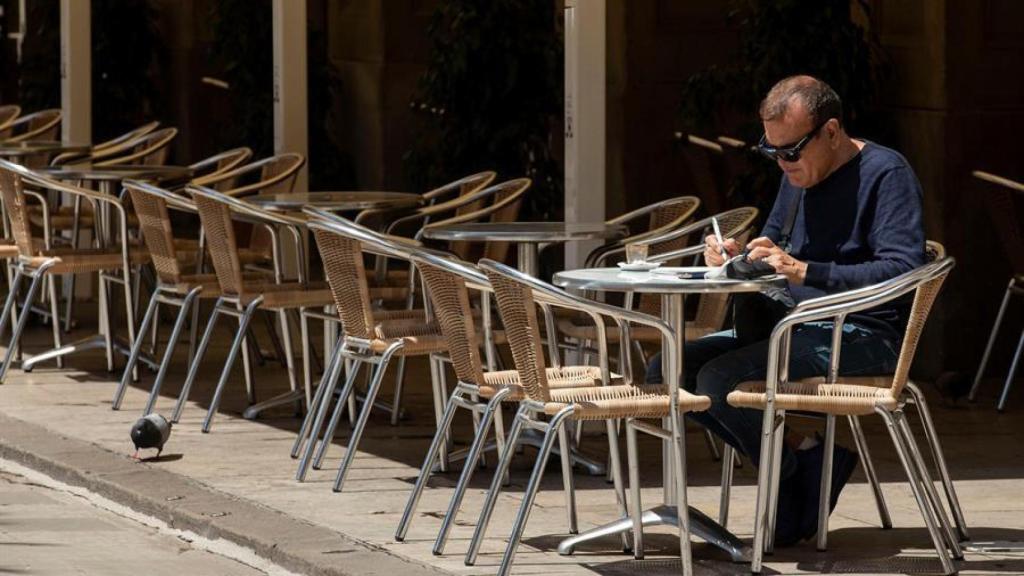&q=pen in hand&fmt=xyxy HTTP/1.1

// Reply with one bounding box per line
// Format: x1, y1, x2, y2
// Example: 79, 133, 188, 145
711, 216, 728, 262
